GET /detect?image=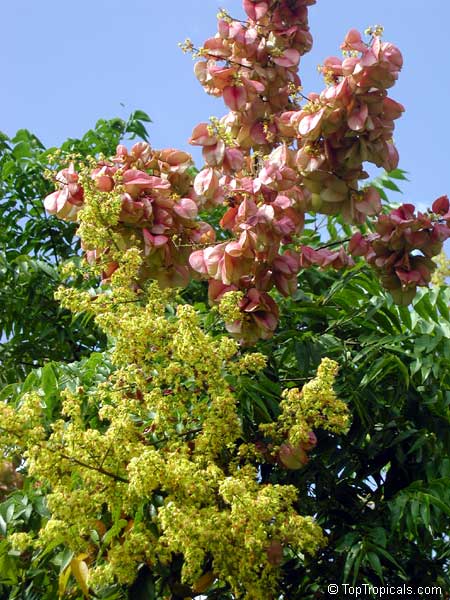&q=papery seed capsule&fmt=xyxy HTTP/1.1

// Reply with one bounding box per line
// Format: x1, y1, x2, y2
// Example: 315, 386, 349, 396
311, 193, 322, 210
278, 442, 309, 470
